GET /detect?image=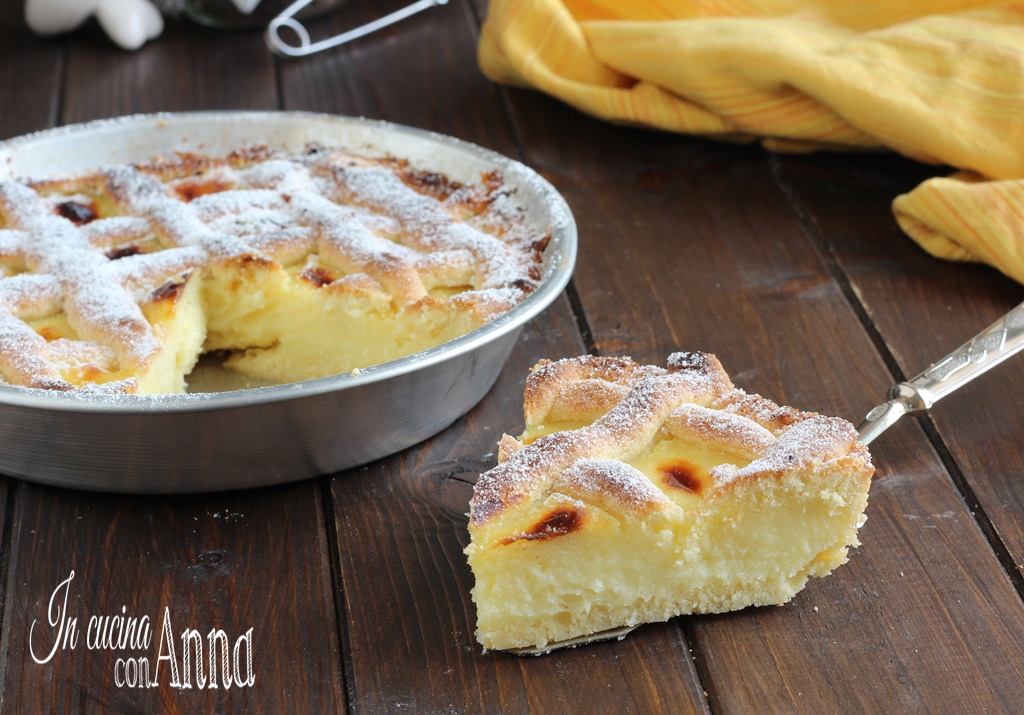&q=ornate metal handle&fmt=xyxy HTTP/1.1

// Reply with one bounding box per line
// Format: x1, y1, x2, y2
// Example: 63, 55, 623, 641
266, 0, 448, 58
857, 301, 1024, 445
